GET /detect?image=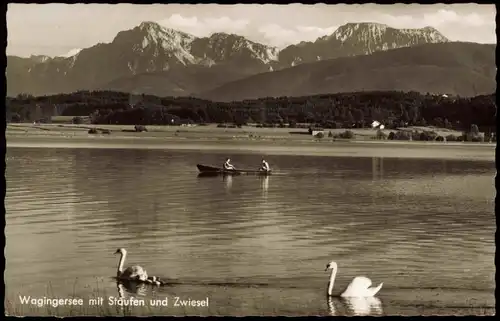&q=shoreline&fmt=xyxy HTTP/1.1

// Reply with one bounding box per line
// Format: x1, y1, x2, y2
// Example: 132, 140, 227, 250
6, 123, 495, 161
6, 132, 495, 162
6, 123, 495, 144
